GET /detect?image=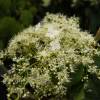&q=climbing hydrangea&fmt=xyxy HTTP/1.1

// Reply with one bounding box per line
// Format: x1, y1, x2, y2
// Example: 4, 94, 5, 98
2, 13, 100, 100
